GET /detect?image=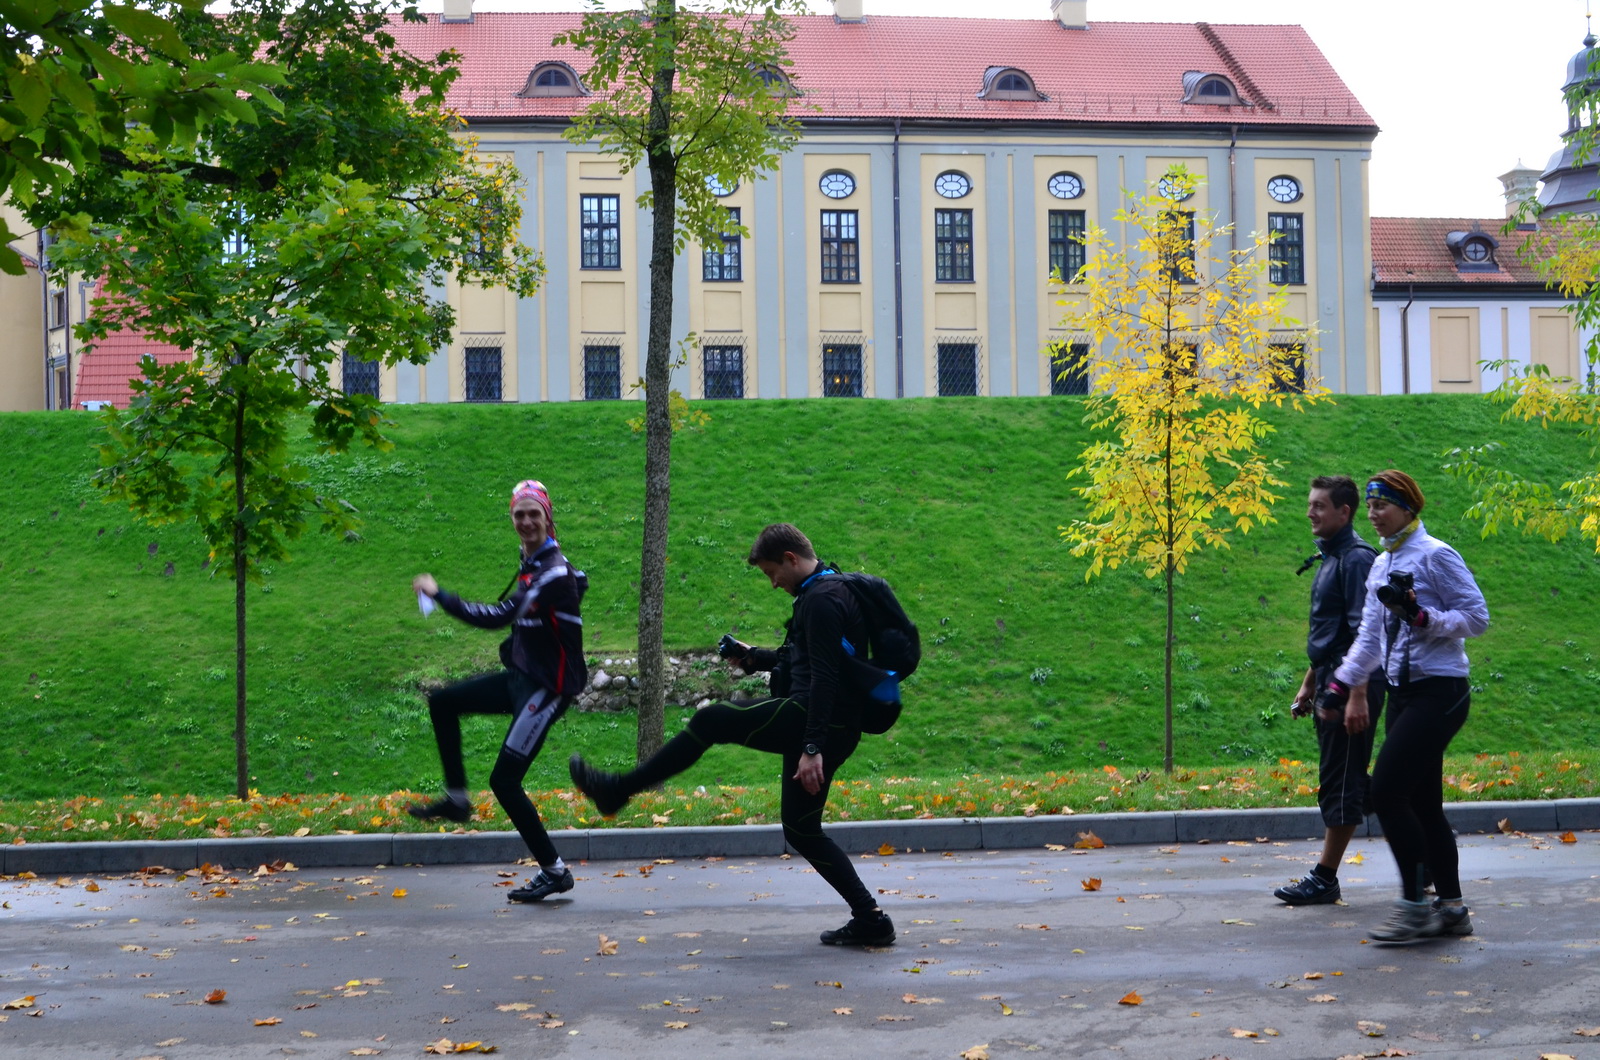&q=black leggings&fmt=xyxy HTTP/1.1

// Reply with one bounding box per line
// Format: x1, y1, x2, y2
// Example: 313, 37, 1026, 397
1369, 676, 1470, 902
426, 671, 569, 867
615, 697, 875, 916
